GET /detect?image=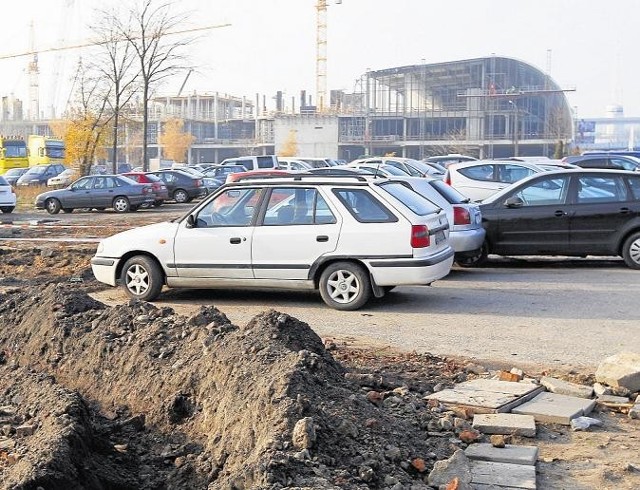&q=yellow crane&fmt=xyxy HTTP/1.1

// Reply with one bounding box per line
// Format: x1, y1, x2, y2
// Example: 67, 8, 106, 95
316, 0, 341, 111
